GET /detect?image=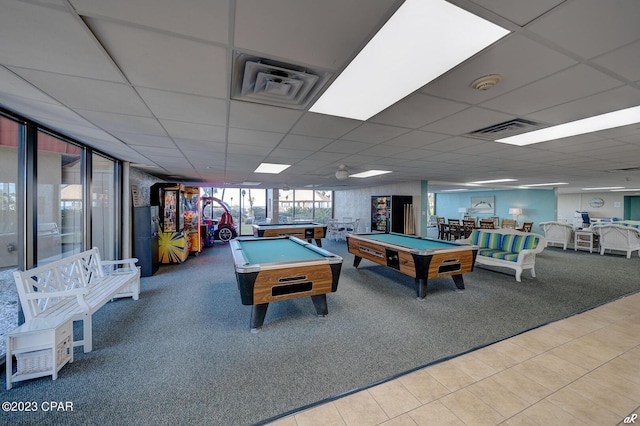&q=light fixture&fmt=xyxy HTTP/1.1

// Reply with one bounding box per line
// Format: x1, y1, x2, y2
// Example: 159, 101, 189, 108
508, 207, 522, 222
335, 164, 349, 180
349, 170, 392, 178
496, 105, 640, 146
581, 186, 625, 191
471, 74, 502, 91
309, 0, 509, 120
254, 162, 291, 174
470, 178, 517, 184
520, 182, 568, 187
611, 188, 640, 192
